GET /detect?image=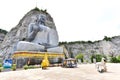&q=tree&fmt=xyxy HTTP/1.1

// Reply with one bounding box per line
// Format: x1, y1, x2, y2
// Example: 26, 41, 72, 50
75, 53, 84, 62
0, 29, 7, 34
103, 36, 111, 41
